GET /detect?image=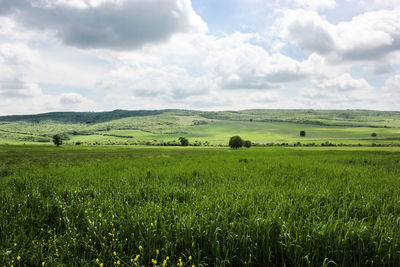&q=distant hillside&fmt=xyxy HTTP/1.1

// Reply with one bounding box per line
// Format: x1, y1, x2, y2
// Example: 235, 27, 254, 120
1, 109, 399, 125
0, 109, 399, 145
0, 109, 167, 124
